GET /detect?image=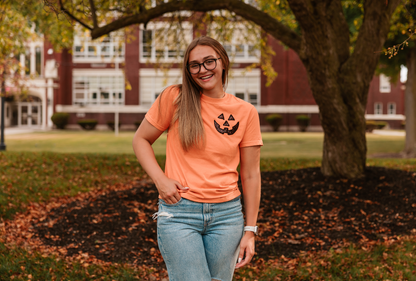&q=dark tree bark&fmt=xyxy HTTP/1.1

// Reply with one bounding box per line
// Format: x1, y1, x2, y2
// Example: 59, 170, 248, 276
404, 46, 416, 156
55, 0, 401, 178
